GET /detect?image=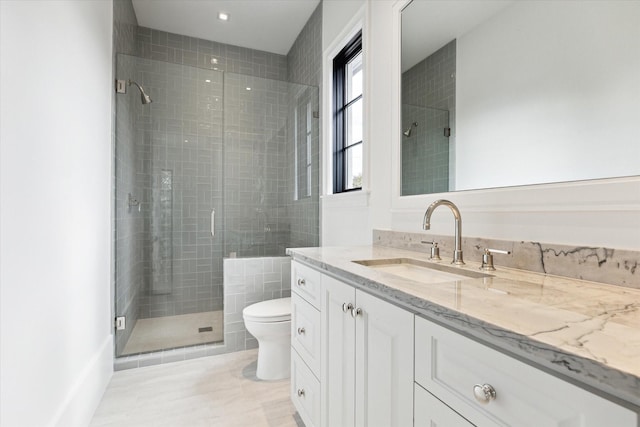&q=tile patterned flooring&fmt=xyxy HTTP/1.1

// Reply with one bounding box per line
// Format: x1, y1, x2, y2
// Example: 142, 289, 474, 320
122, 311, 224, 355
91, 349, 302, 427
